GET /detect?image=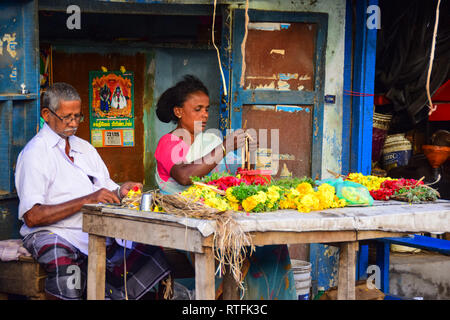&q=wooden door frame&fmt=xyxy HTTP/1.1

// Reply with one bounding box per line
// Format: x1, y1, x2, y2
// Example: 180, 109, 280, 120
229, 9, 328, 179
